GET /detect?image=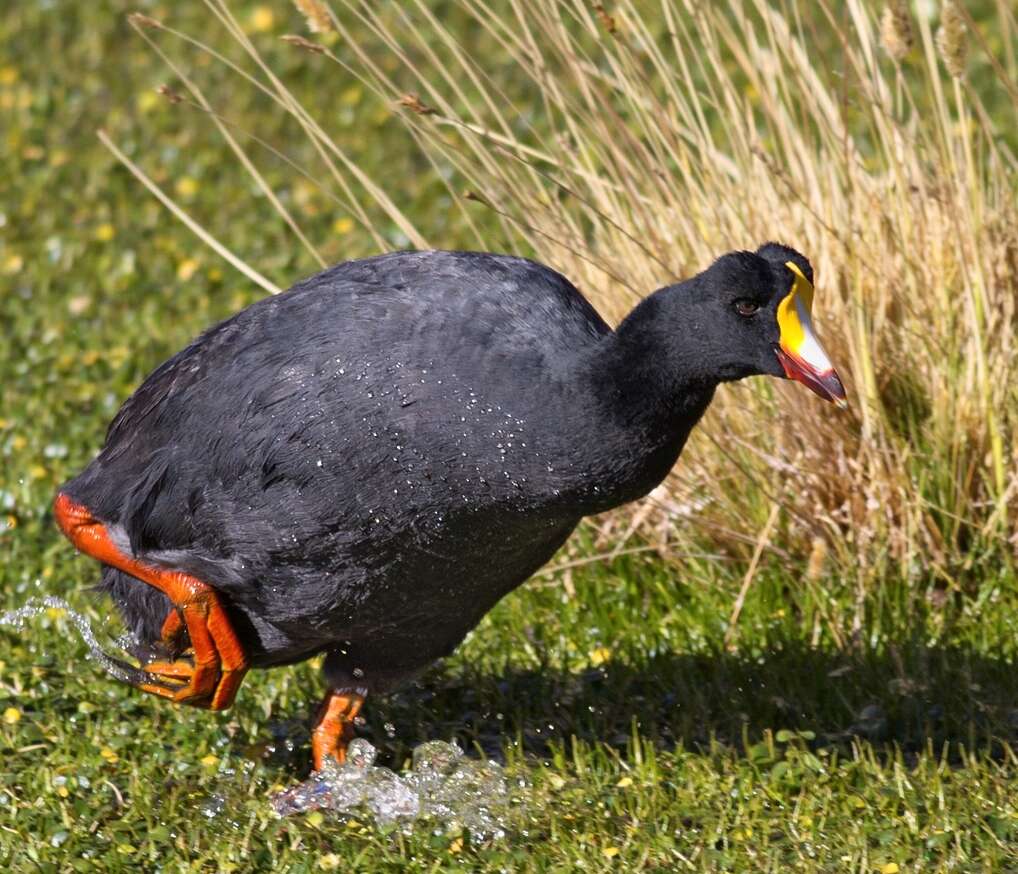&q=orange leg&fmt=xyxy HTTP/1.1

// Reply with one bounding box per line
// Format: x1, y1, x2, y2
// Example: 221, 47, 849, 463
311, 689, 365, 770
160, 608, 188, 652
53, 492, 248, 711
138, 607, 192, 672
